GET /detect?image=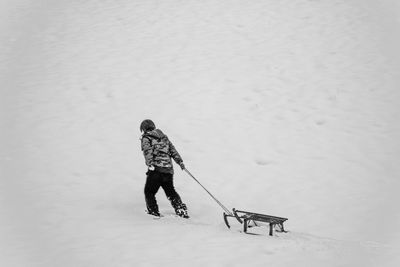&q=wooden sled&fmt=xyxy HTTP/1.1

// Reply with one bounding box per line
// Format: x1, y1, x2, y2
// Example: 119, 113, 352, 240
223, 208, 288, 236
